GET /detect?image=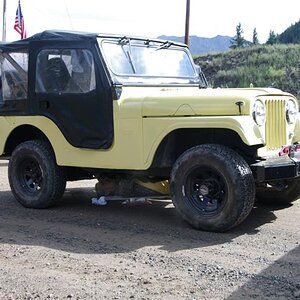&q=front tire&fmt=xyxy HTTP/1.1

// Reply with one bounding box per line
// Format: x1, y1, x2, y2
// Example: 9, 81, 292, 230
8, 140, 66, 208
170, 144, 255, 232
